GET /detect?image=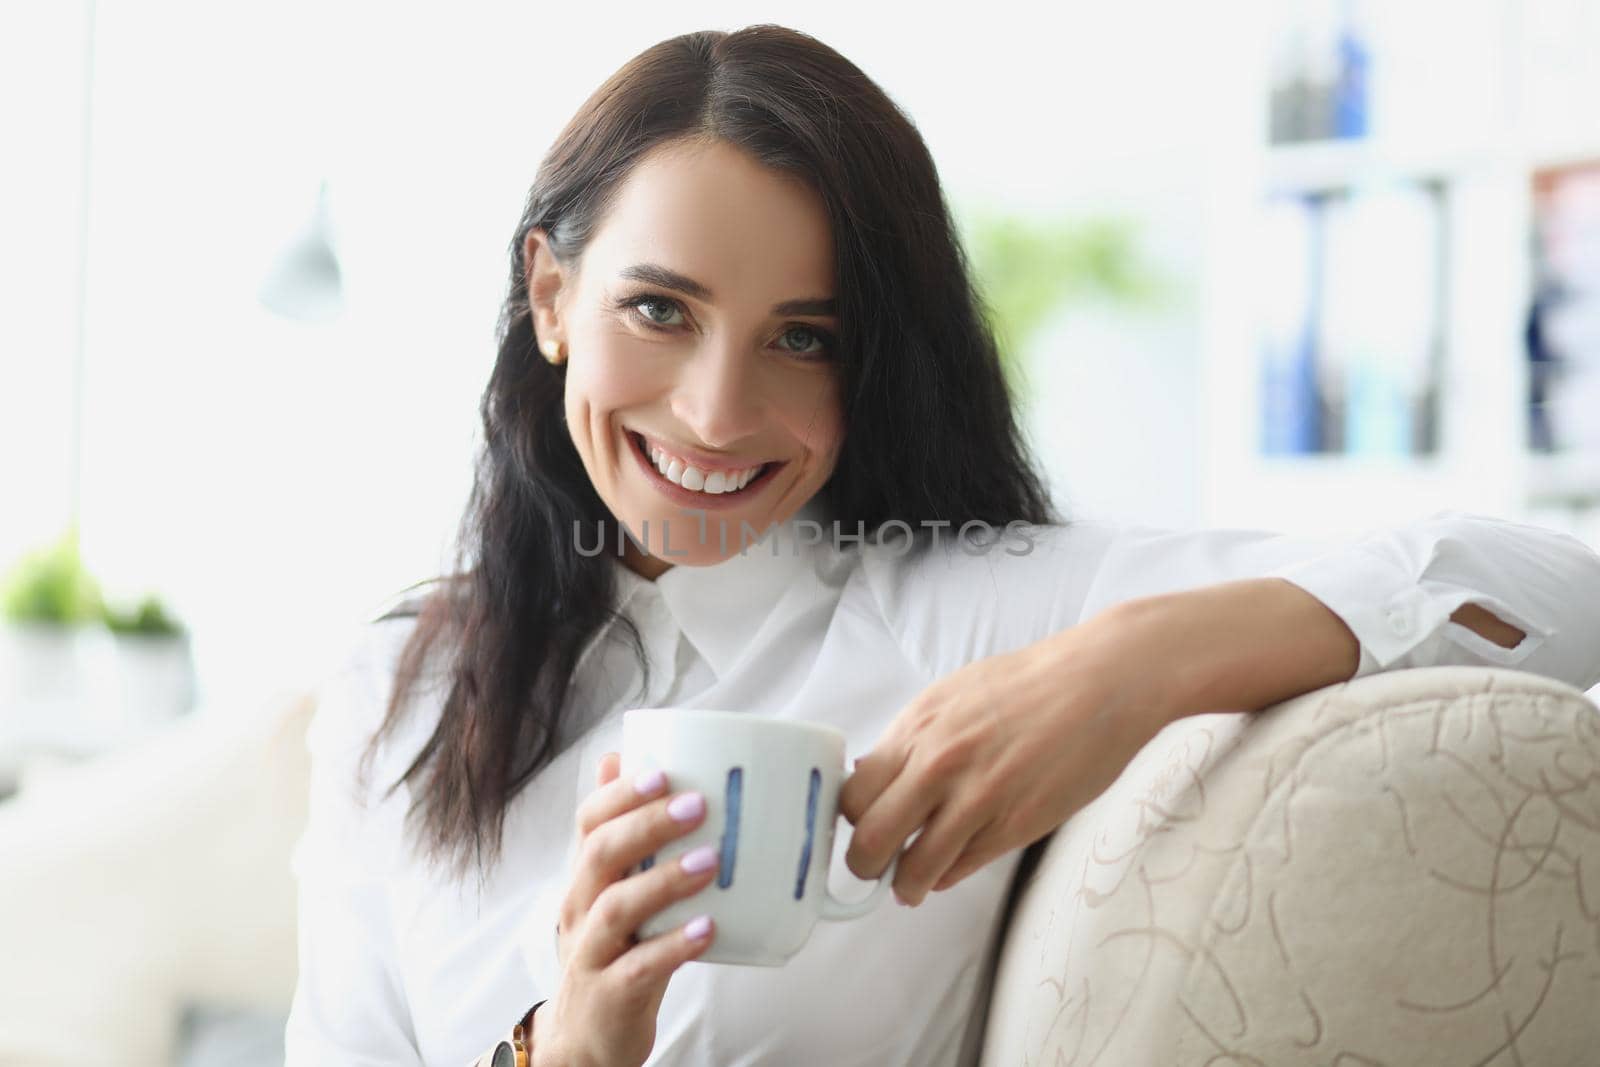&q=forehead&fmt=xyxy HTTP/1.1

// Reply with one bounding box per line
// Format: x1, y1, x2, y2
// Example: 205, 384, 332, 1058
585, 140, 835, 299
